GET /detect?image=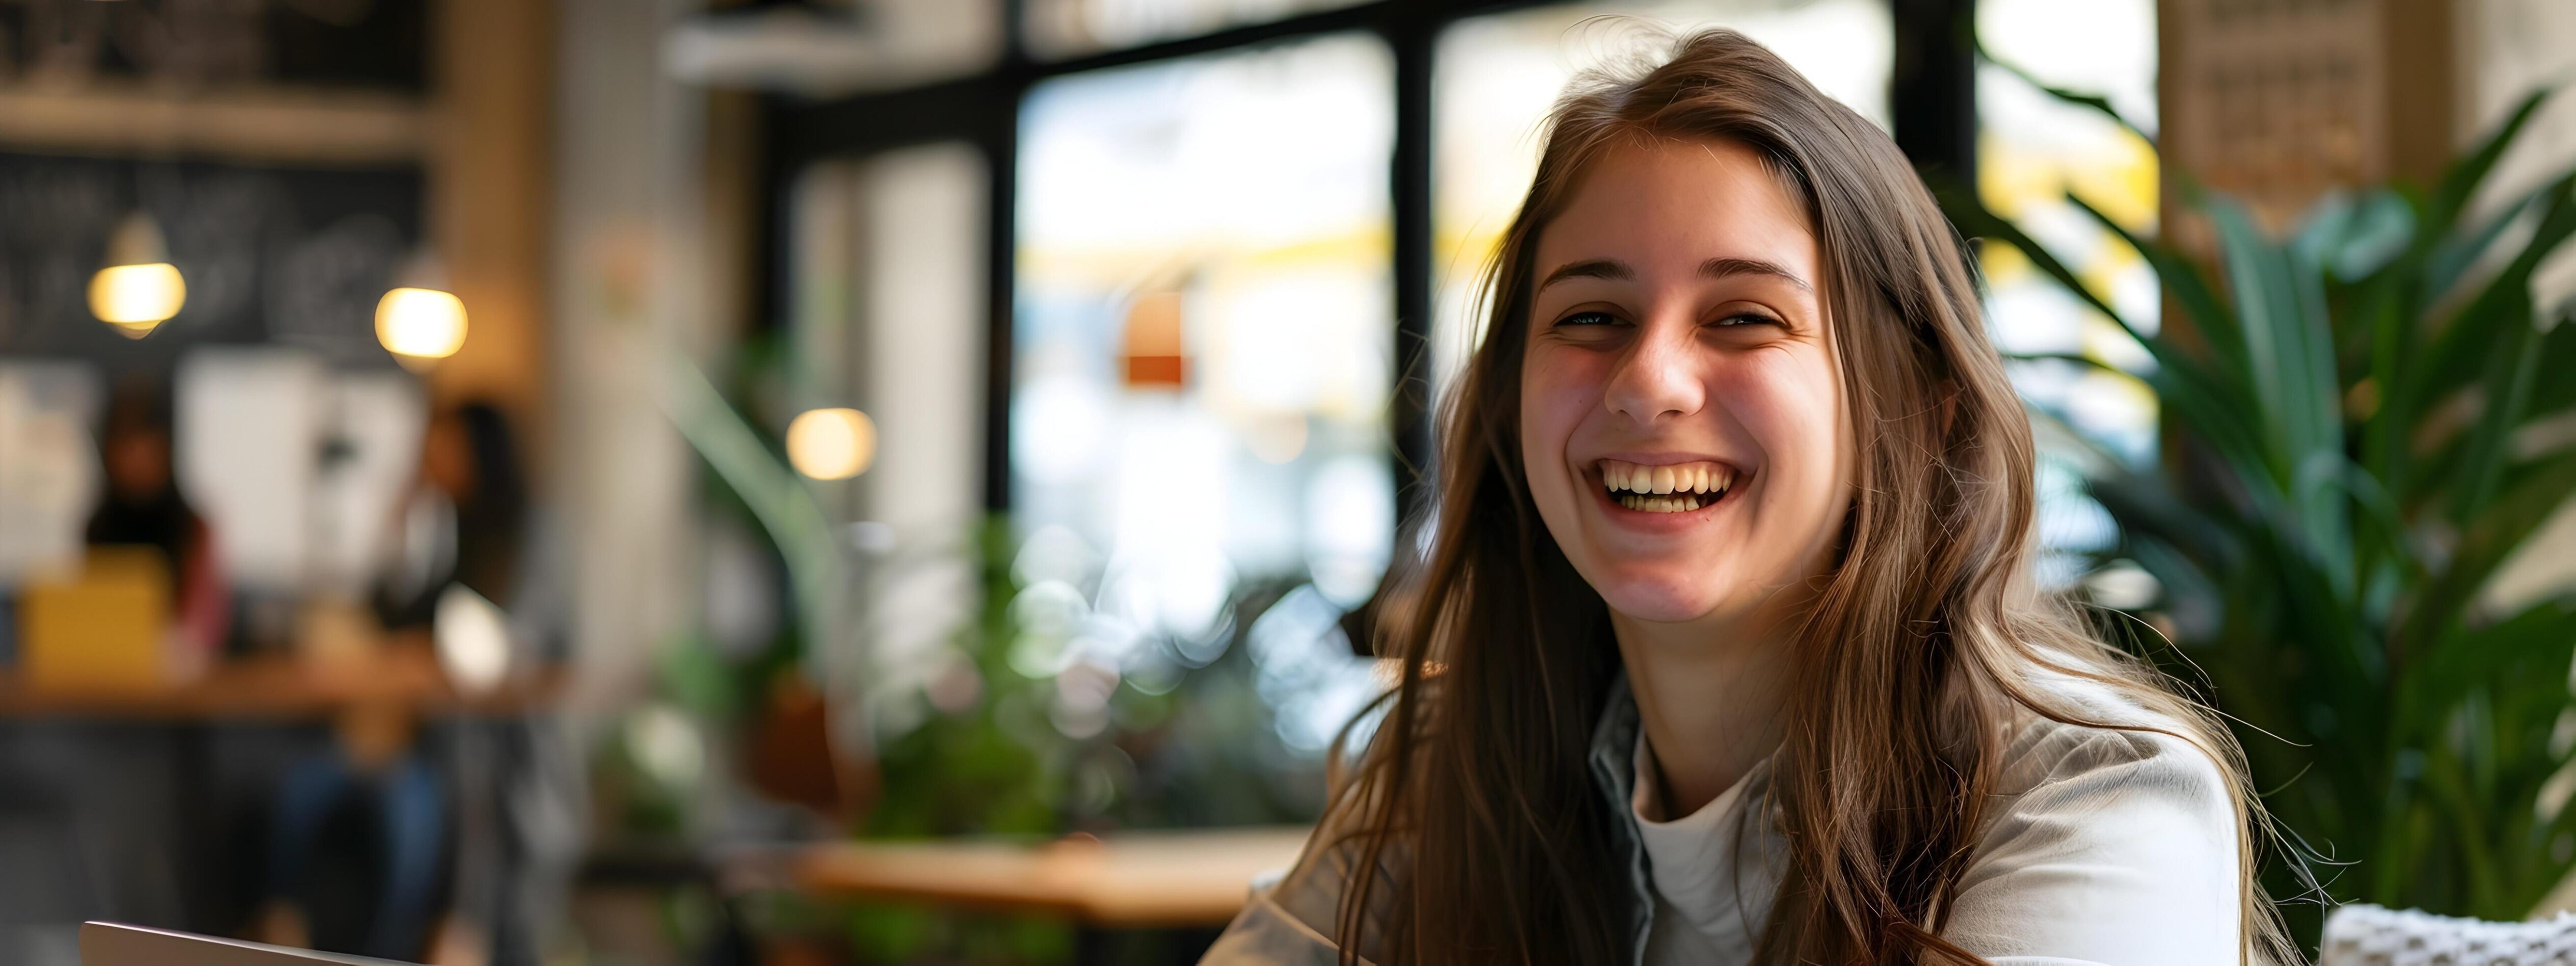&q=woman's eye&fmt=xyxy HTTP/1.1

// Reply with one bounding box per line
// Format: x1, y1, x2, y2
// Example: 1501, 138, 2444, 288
1713, 311, 1782, 328
1556, 311, 1619, 327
